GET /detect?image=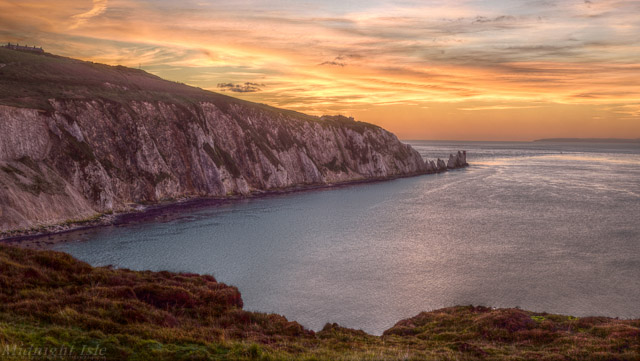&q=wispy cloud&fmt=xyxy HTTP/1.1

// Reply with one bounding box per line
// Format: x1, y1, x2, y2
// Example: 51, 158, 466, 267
0, 0, 638, 139
459, 105, 544, 111
69, 0, 109, 30
217, 82, 265, 93
320, 56, 347, 67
